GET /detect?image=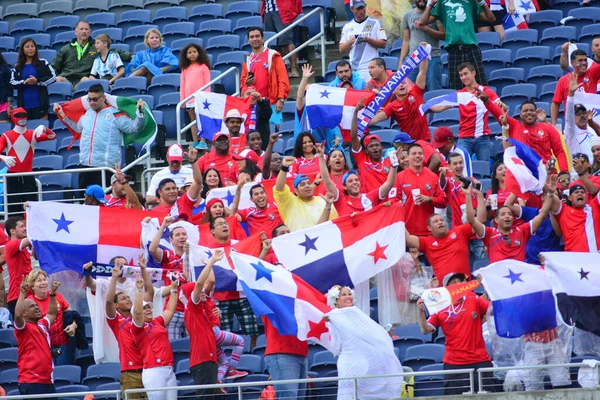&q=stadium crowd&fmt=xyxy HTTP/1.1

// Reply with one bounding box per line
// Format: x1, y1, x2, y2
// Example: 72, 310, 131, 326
0, 0, 599, 398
